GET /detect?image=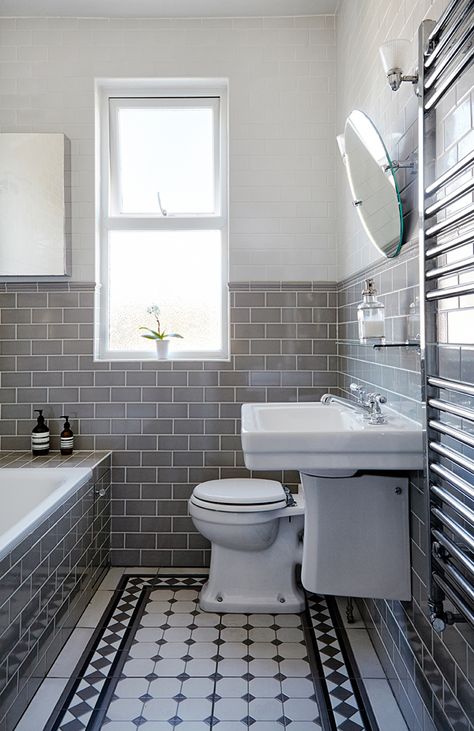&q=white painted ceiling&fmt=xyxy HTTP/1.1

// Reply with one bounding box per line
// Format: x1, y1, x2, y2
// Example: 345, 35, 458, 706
0, 0, 339, 17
